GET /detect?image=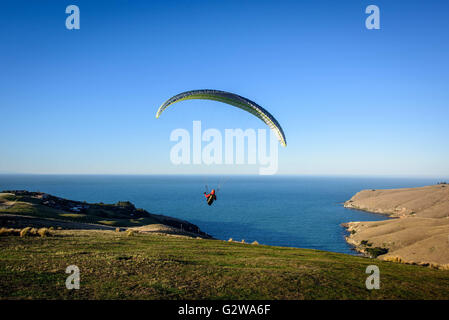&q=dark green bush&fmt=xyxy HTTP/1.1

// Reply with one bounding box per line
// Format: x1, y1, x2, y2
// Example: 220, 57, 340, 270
366, 247, 389, 258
